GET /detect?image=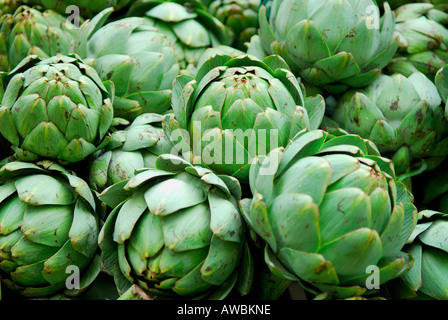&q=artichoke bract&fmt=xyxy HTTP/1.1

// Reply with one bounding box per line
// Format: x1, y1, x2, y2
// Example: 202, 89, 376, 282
386, 210, 448, 299
203, 0, 260, 50
89, 113, 174, 192
196, 44, 246, 67
427, 0, 448, 11
0, 5, 79, 73
74, 10, 180, 121
165, 53, 325, 184
255, 0, 399, 94
387, 3, 448, 79
0, 72, 12, 161
328, 72, 448, 179
240, 129, 418, 299
377, 0, 414, 9
0, 54, 114, 164
0, 161, 101, 298
126, 0, 233, 75
98, 154, 253, 299
435, 64, 448, 105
